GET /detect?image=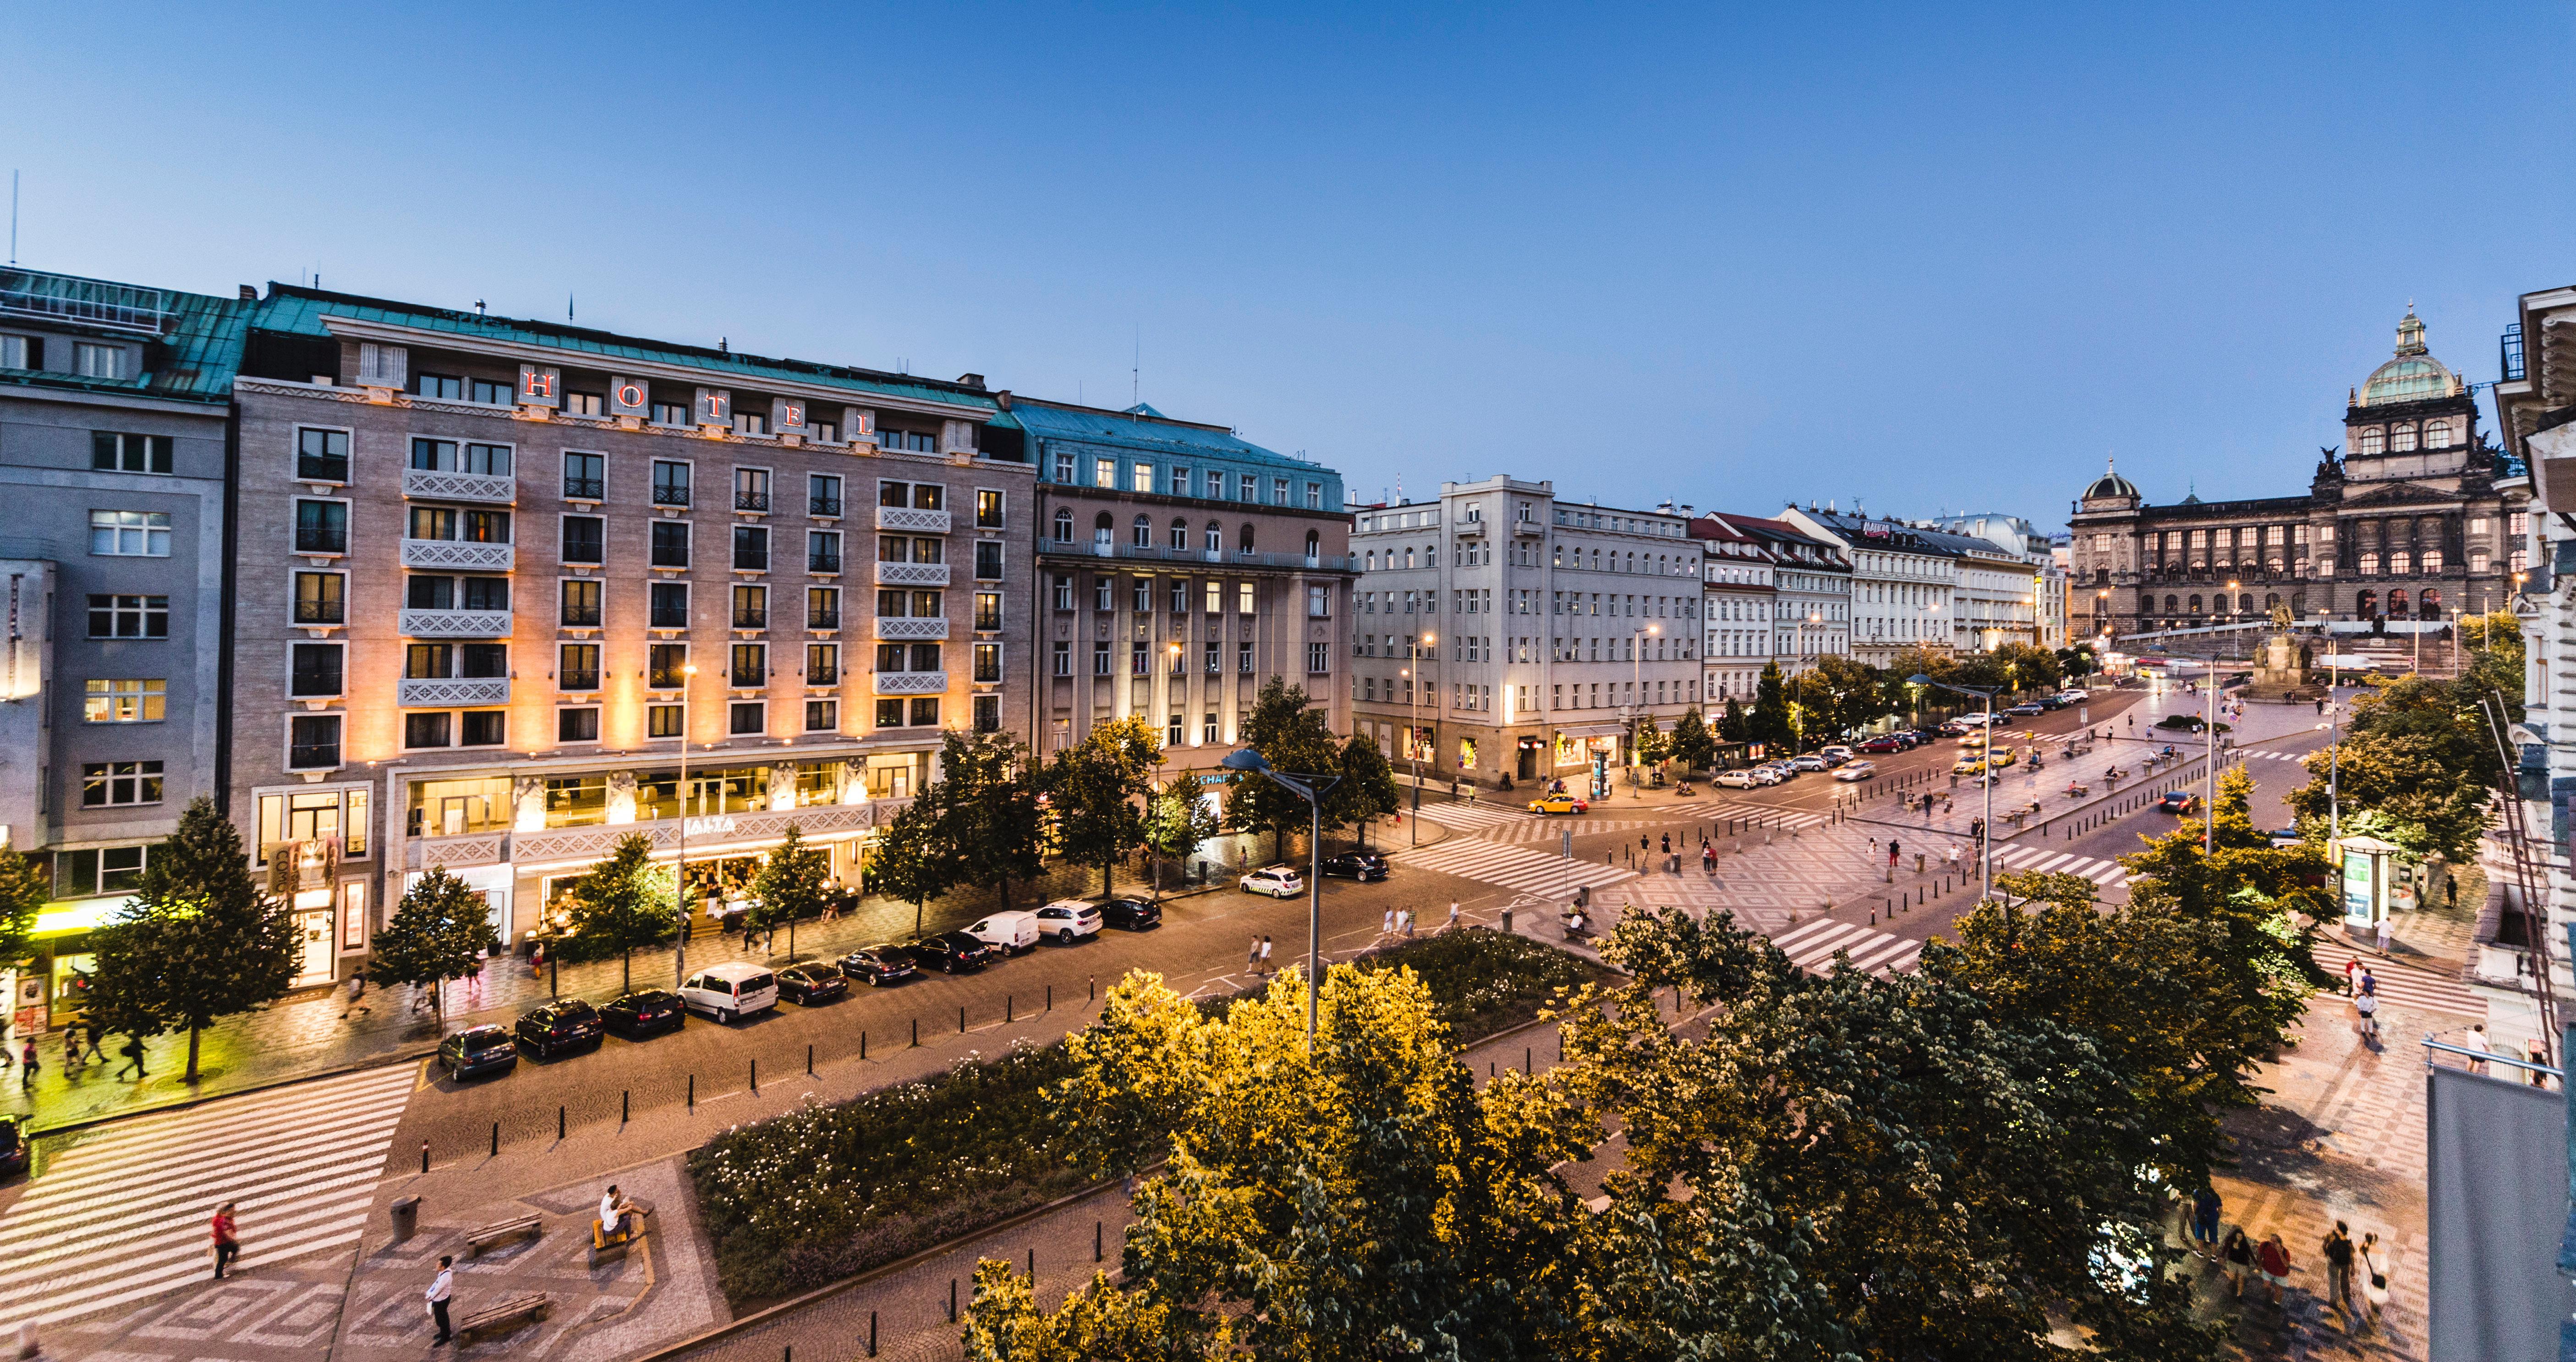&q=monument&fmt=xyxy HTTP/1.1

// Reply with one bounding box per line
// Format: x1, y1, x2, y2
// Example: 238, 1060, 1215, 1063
2247, 600, 2315, 699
